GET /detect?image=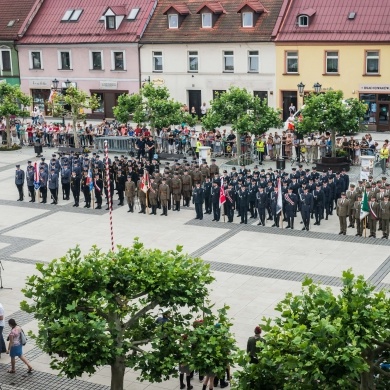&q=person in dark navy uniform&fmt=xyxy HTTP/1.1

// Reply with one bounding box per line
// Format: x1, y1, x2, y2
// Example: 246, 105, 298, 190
15, 165, 25, 201
203, 177, 212, 214
284, 187, 297, 229
256, 186, 267, 226
312, 183, 324, 225
211, 181, 220, 222
193, 182, 204, 220
26, 162, 35, 203
225, 183, 235, 223
300, 187, 313, 231
238, 183, 249, 224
